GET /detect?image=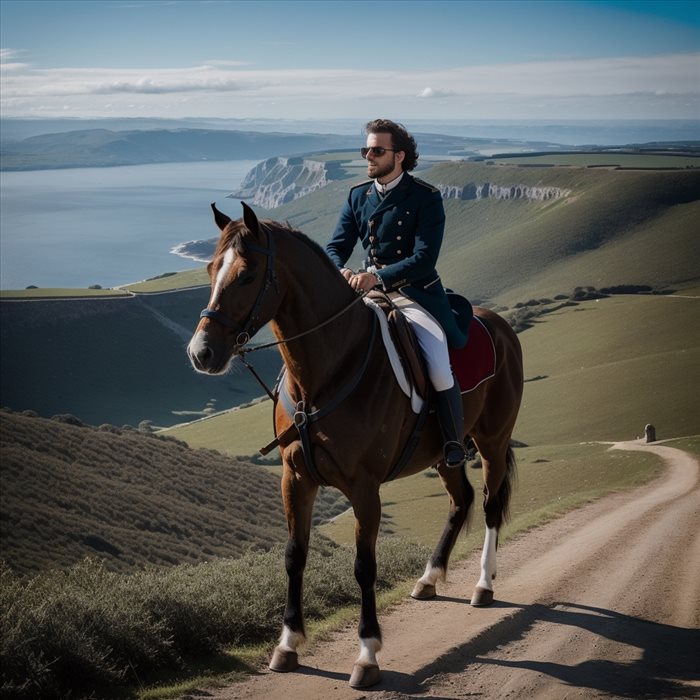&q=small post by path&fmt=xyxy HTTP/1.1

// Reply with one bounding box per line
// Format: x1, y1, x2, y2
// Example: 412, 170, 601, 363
644, 424, 656, 443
